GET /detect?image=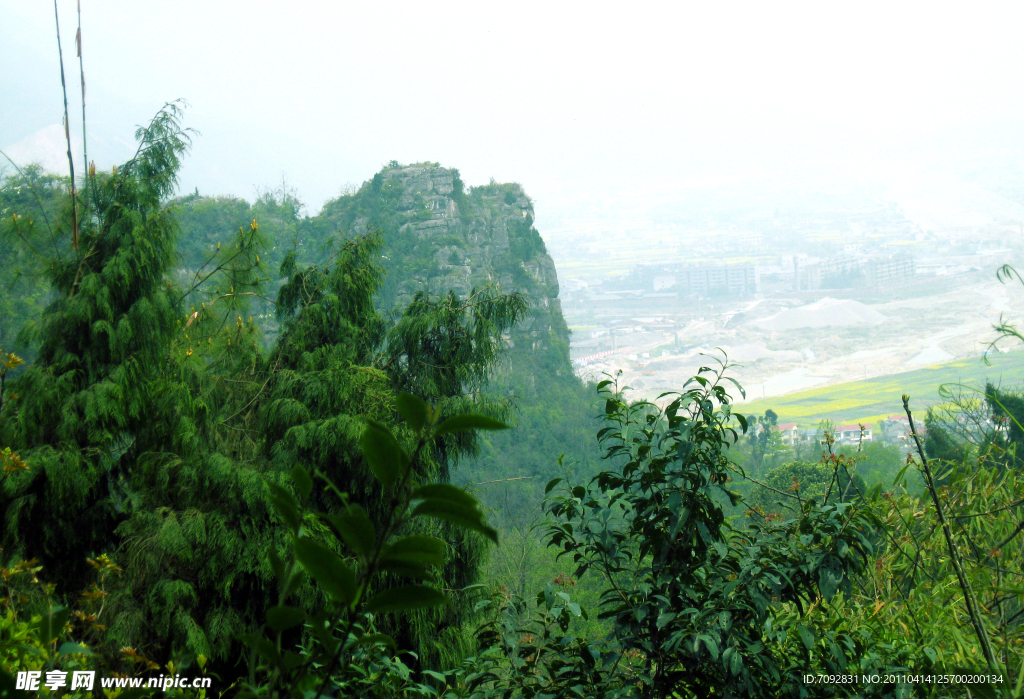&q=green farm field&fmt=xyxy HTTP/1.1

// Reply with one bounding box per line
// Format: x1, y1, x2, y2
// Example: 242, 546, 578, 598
734, 349, 1024, 428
